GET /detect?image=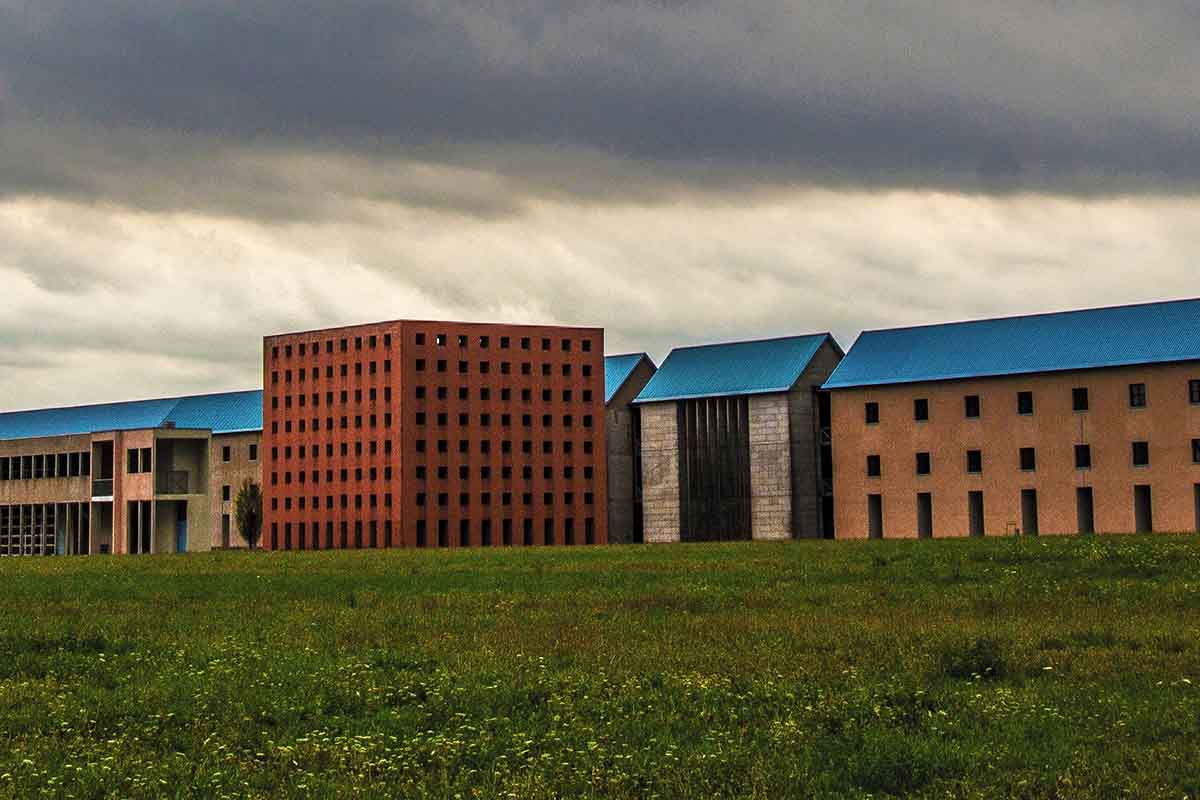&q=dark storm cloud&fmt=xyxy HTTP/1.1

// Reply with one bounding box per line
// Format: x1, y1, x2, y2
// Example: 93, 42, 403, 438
2, 0, 1200, 211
